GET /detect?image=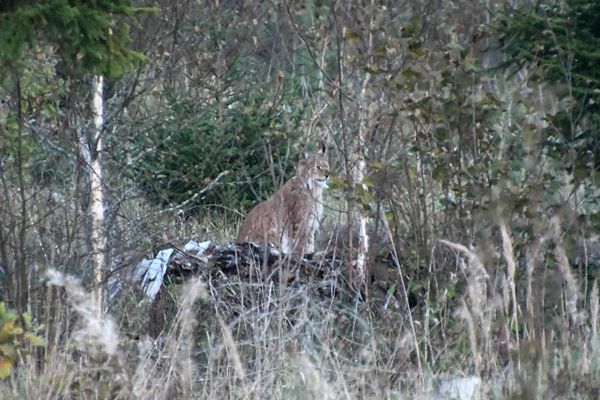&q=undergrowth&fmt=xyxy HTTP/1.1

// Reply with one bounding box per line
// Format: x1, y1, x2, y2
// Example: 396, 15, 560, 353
1, 212, 599, 399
